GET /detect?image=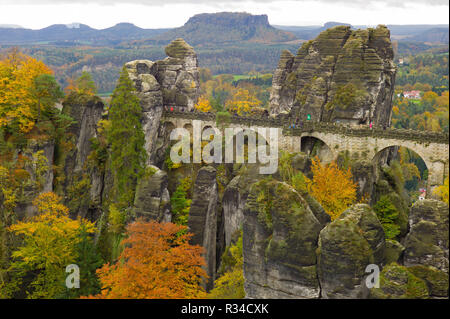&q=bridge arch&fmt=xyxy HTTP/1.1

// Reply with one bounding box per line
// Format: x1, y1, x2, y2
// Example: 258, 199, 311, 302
161, 120, 176, 137
372, 145, 429, 197
300, 135, 334, 163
